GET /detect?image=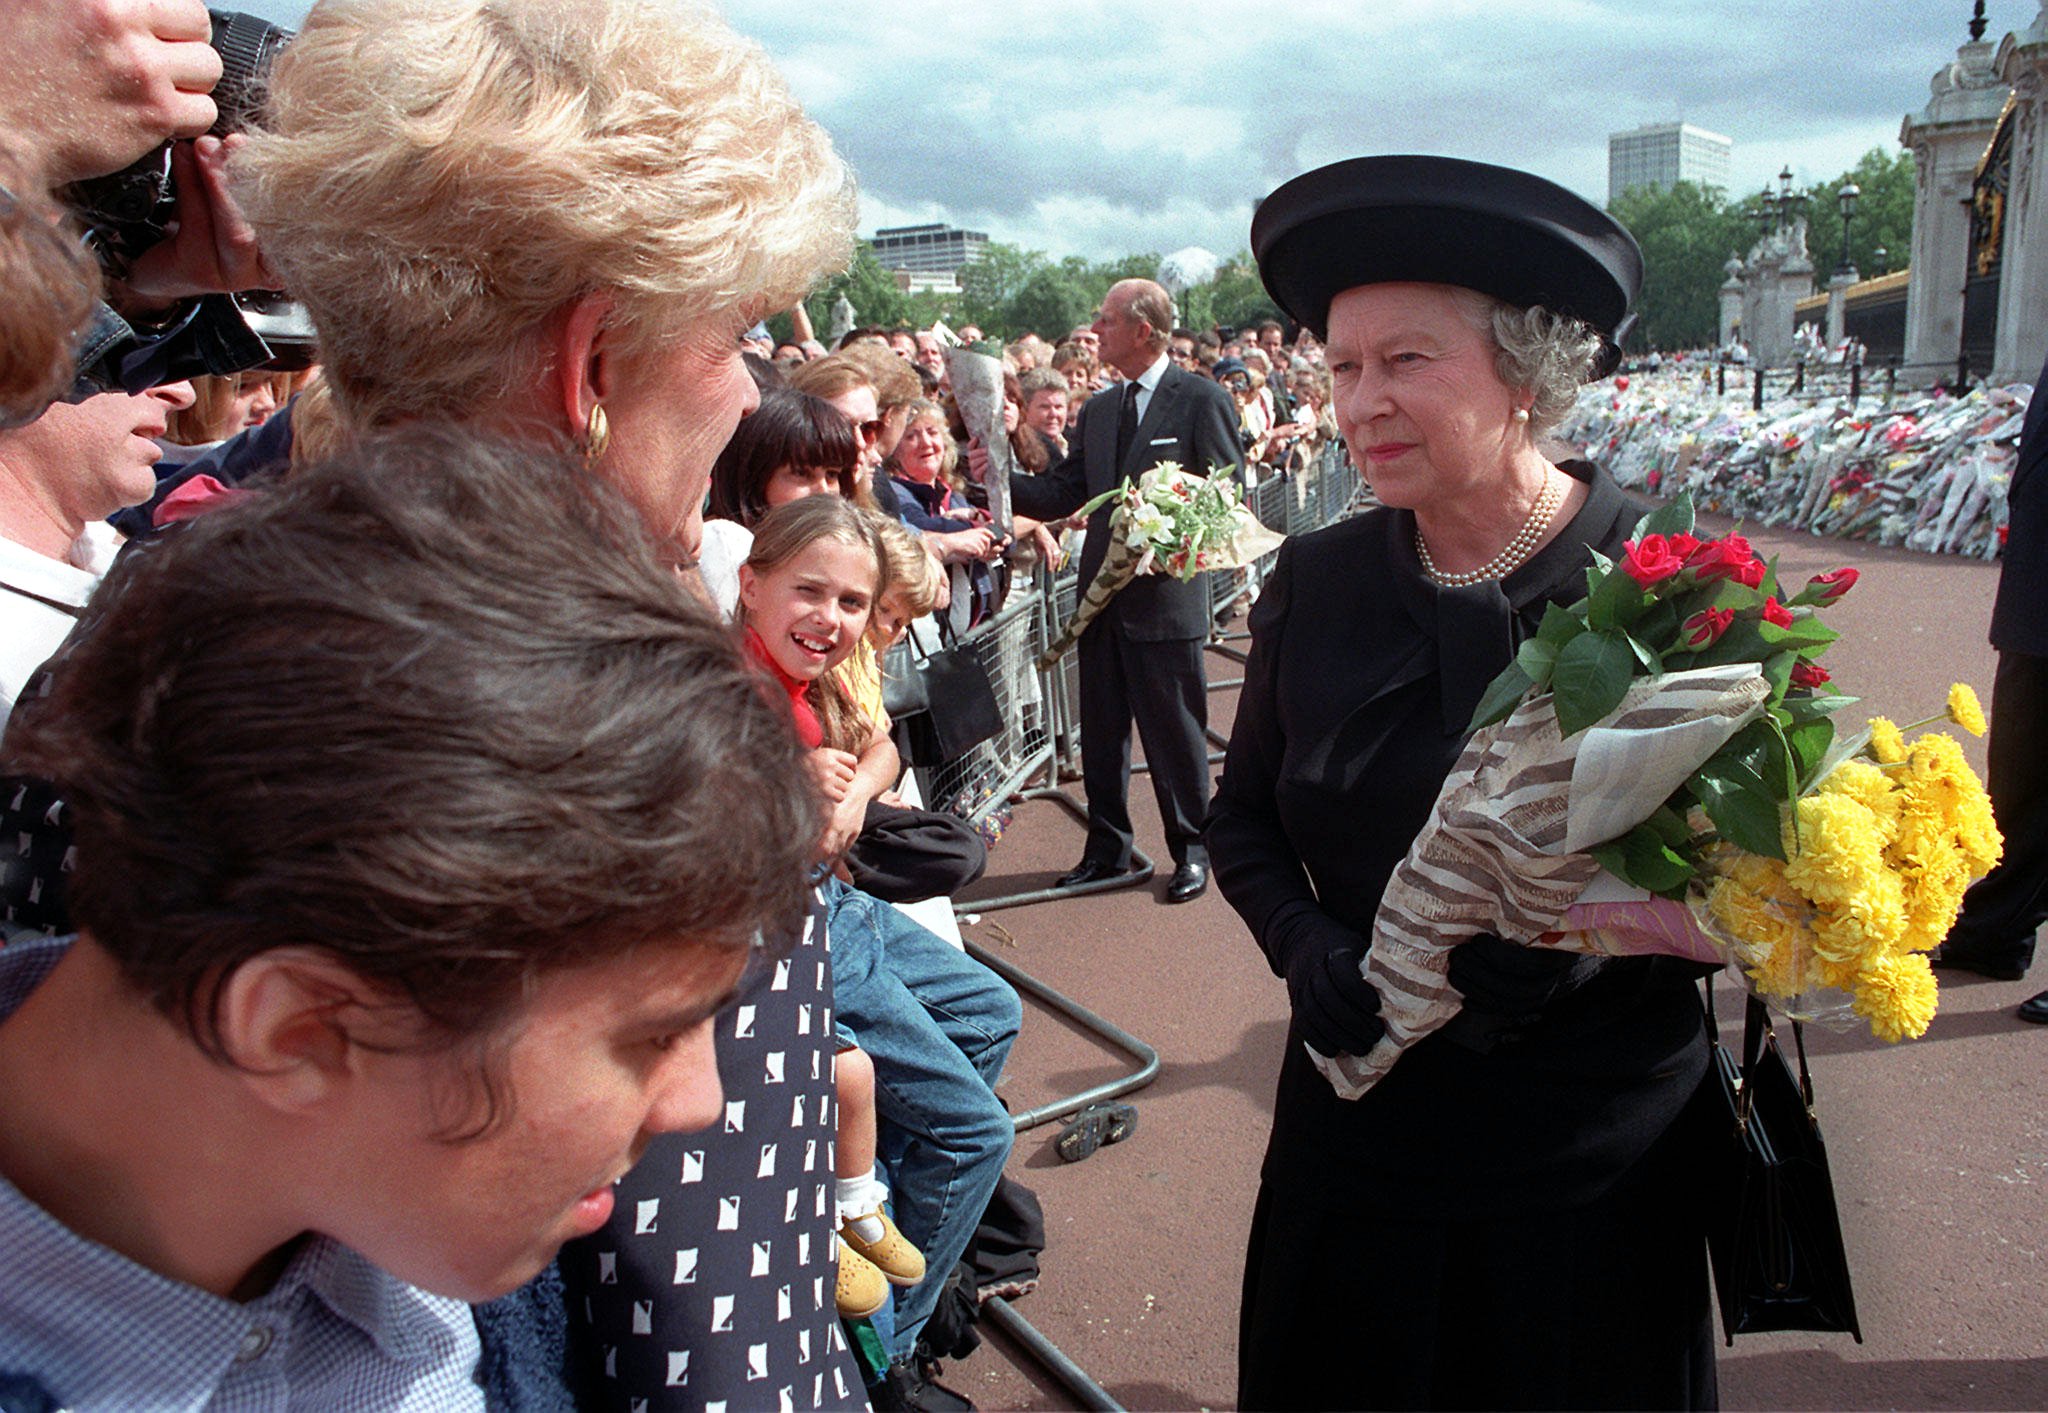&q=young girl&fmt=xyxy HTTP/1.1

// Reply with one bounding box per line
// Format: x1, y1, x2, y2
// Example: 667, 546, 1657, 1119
736, 499, 1017, 1378
736, 496, 925, 1318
